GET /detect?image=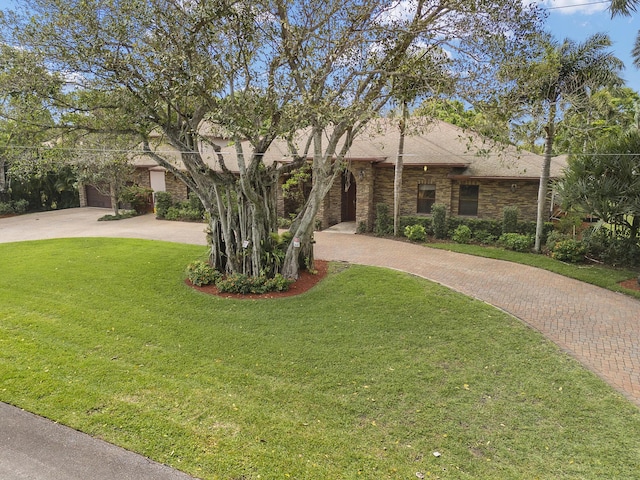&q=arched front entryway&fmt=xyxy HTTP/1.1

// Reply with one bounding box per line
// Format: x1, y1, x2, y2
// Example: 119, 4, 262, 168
341, 172, 357, 222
